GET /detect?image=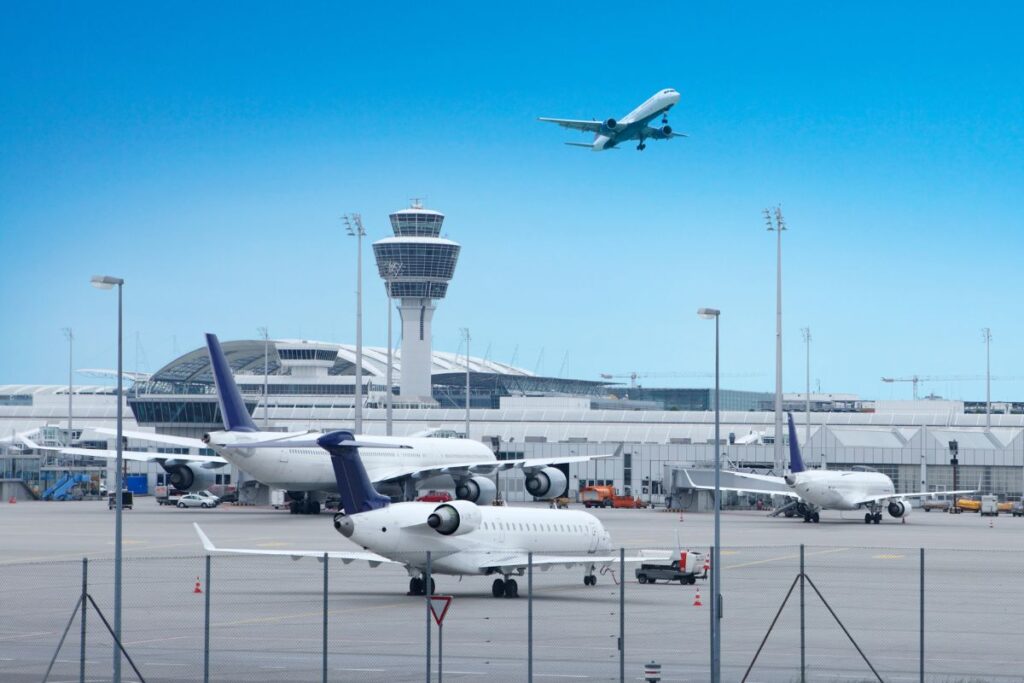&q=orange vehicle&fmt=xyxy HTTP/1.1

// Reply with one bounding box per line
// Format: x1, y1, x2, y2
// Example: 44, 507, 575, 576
580, 485, 649, 509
